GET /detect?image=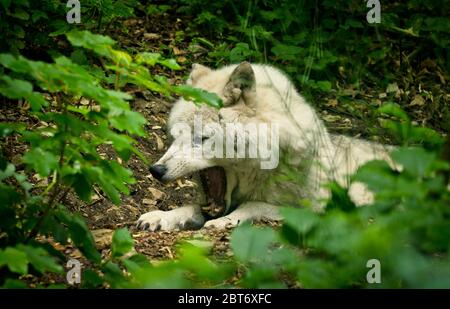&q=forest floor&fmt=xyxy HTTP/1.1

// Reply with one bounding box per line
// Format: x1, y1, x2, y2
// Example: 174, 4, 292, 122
10, 10, 448, 287
64, 14, 237, 263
